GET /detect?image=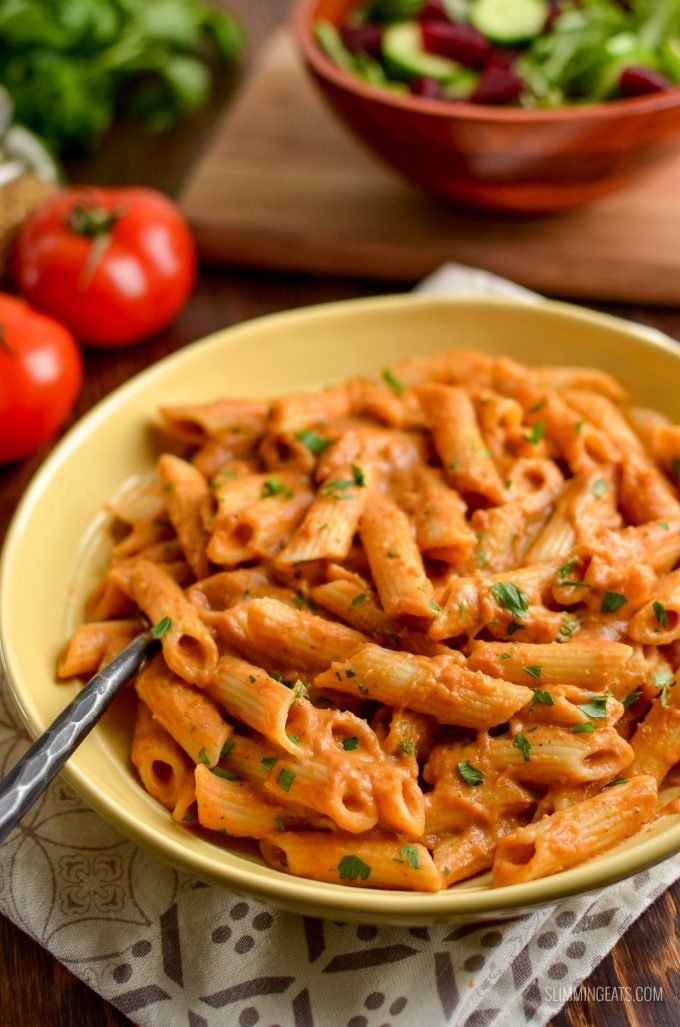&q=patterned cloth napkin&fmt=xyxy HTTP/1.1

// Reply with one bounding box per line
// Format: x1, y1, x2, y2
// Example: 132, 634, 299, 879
1, 265, 679, 1027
